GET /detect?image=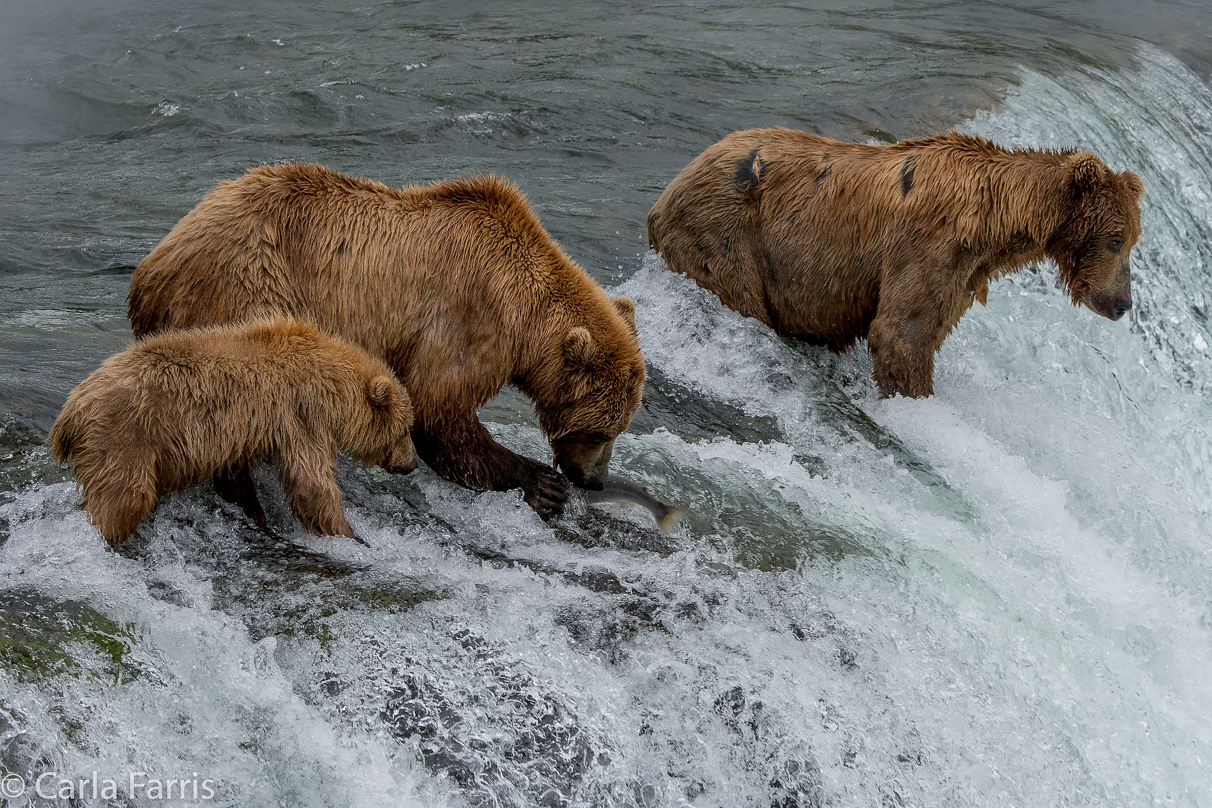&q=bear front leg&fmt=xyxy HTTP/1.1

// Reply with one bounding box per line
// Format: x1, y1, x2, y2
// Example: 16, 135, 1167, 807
412, 412, 571, 520
867, 311, 938, 398
867, 247, 969, 397
871, 253, 989, 398
277, 439, 356, 539
213, 462, 268, 531
867, 251, 966, 398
